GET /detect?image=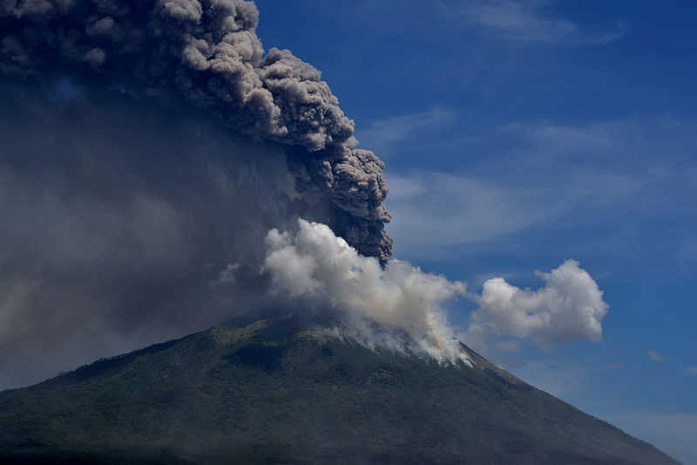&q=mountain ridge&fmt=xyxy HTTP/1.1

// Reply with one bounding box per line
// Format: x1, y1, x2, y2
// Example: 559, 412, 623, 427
0, 314, 680, 464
